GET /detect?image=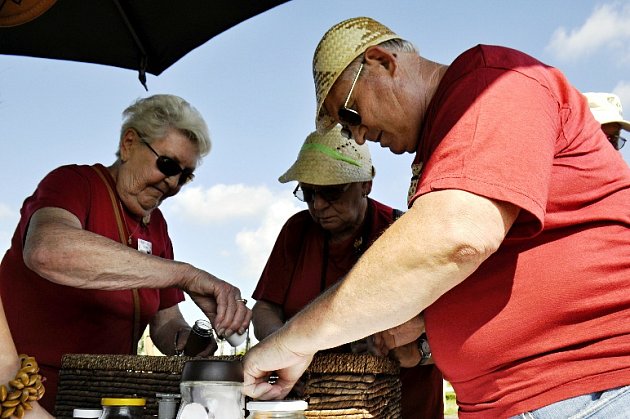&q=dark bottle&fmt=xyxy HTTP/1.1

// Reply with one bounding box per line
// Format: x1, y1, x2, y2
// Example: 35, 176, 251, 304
183, 319, 214, 356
